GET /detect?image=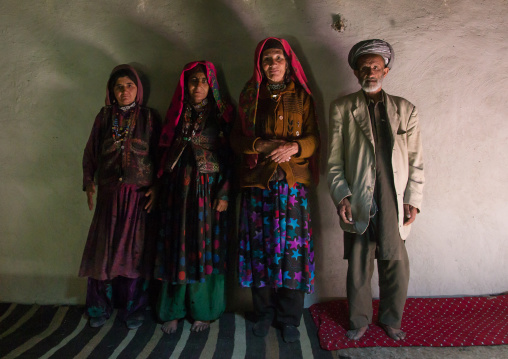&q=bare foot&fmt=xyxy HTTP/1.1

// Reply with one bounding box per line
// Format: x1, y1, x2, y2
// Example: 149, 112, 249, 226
191, 320, 210, 332
346, 325, 368, 340
161, 319, 178, 334
379, 323, 406, 341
